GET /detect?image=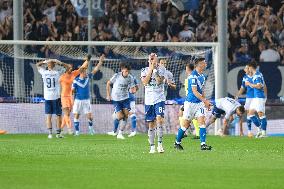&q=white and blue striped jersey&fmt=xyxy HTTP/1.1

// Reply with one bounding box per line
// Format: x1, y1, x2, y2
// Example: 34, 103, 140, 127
252, 71, 265, 98
72, 74, 92, 100
141, 66, 166, 105
38, 66, 65, 100
215, 97, 241, 119
110, 72, 136, 101
185, 70, 206, 103
241, 74, 254, 98
129, 77, 138, 102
